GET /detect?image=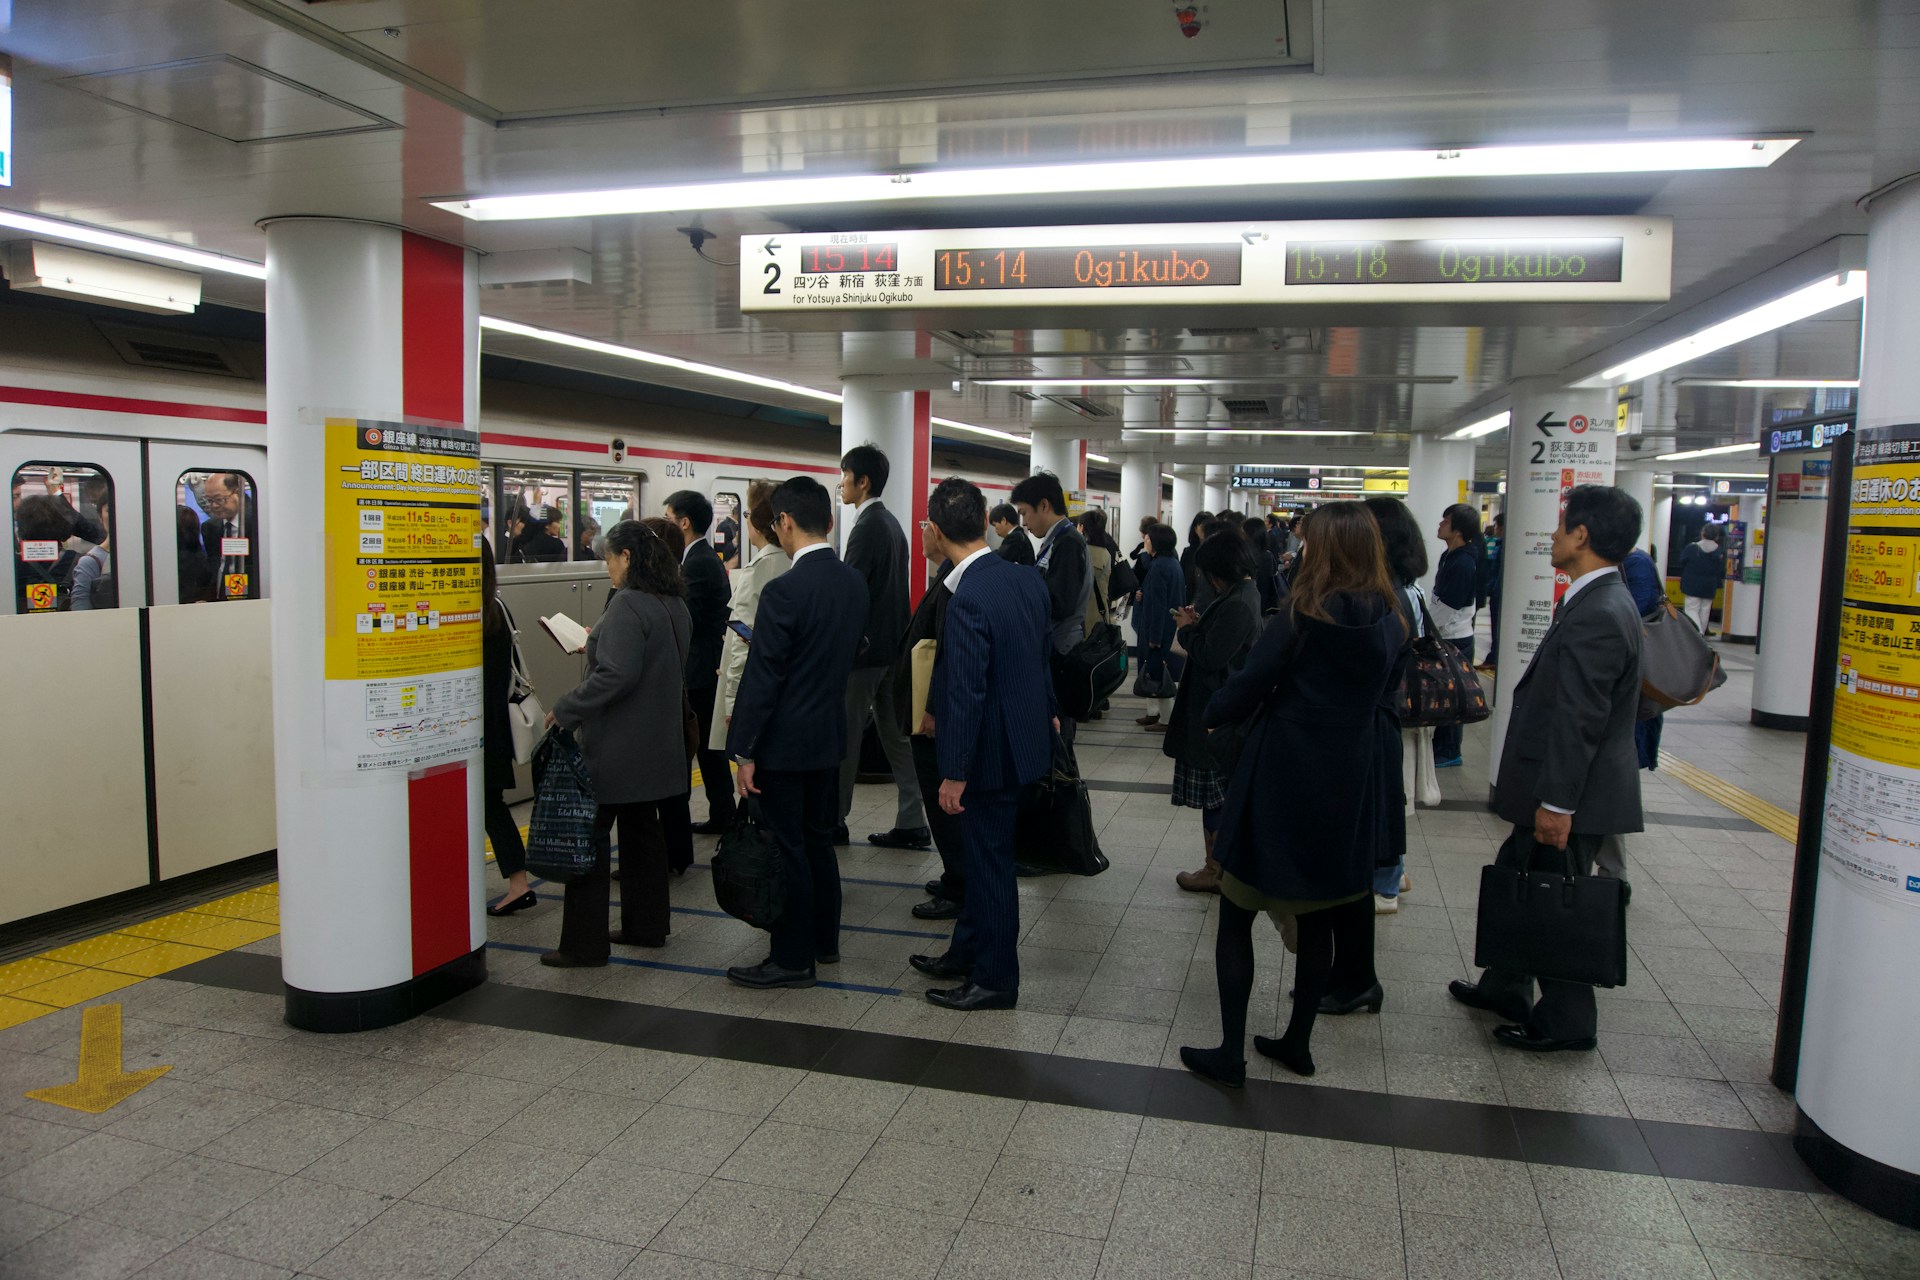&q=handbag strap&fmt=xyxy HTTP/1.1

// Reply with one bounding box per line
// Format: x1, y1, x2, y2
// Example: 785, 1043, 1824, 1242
499, 599, 536, 698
